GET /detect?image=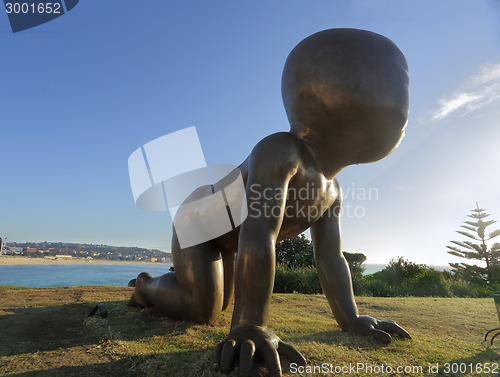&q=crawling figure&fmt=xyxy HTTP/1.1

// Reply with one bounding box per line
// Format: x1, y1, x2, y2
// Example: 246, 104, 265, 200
129, 28, 411, 377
